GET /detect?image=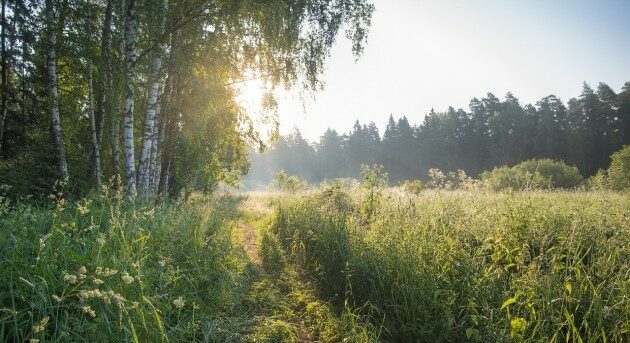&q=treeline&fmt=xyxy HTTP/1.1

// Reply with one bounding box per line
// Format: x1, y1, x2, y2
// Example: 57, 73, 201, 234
245, 82, 630, 186
0, 0, 373, 199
